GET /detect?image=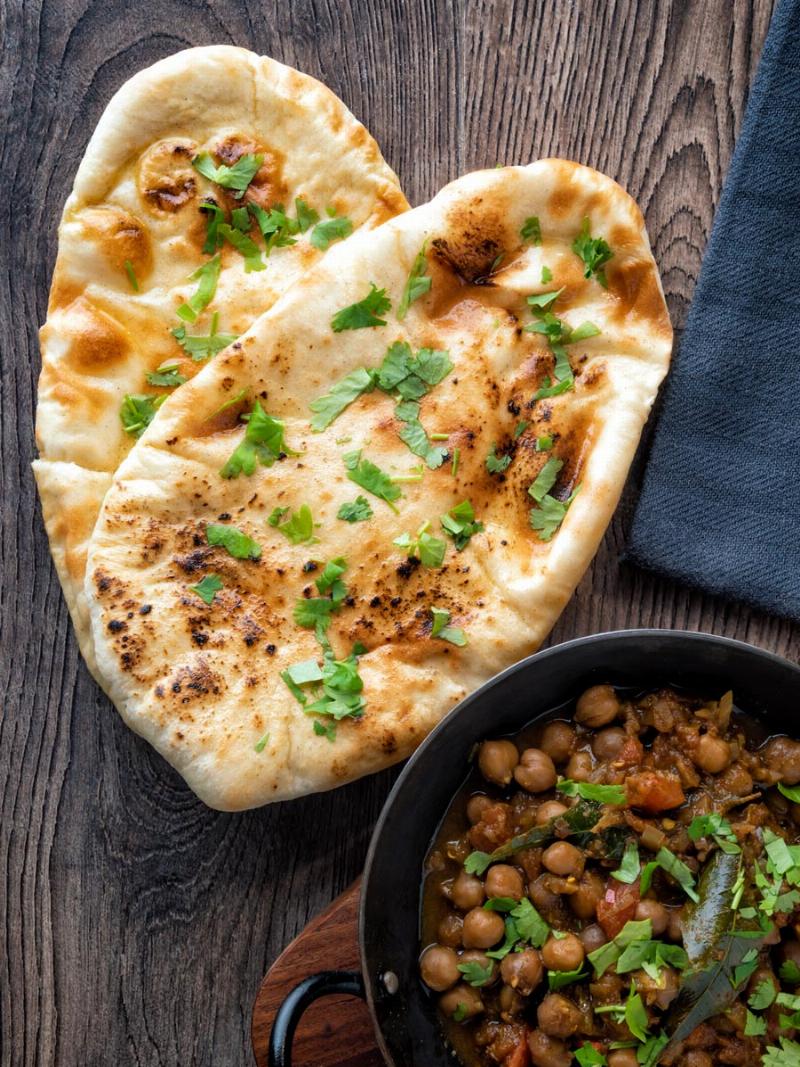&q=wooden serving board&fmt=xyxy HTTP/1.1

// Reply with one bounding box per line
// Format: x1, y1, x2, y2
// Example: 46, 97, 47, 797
251, 879, 382, 1067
